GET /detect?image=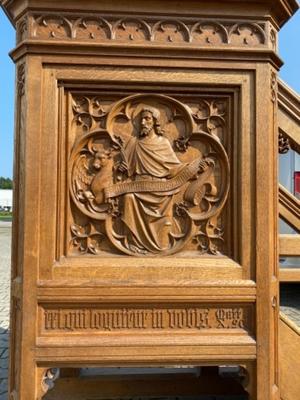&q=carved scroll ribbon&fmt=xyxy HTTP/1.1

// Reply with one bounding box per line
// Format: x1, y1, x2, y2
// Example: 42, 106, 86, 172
104, 157, 202, 199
